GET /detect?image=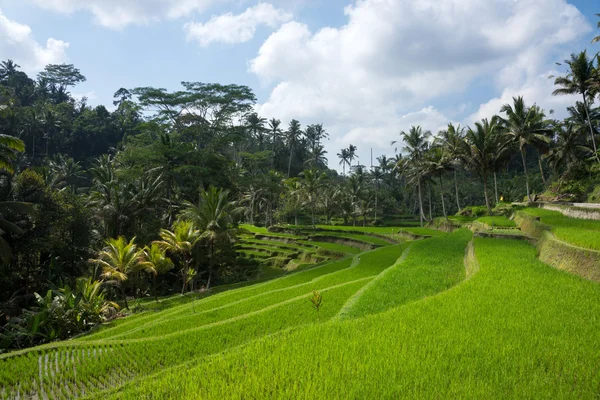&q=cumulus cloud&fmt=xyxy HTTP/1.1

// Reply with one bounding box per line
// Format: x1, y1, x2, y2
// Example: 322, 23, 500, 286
0, 8, 69, 73
28, 0, 216, 30
250, 0, 590, 166
185, 3, 292, 46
